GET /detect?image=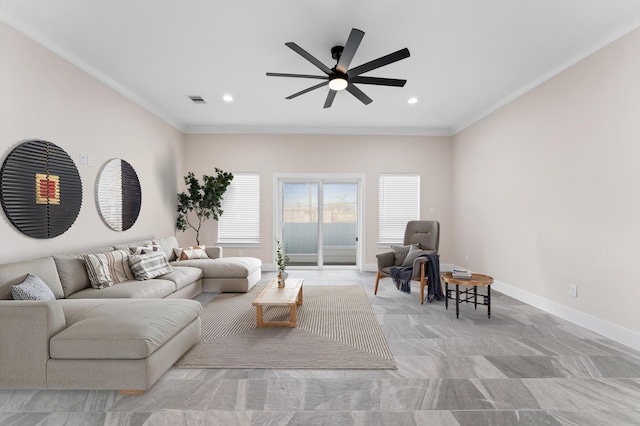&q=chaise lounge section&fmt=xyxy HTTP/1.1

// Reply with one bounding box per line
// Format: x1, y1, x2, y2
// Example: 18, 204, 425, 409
0, 235, 262, 392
